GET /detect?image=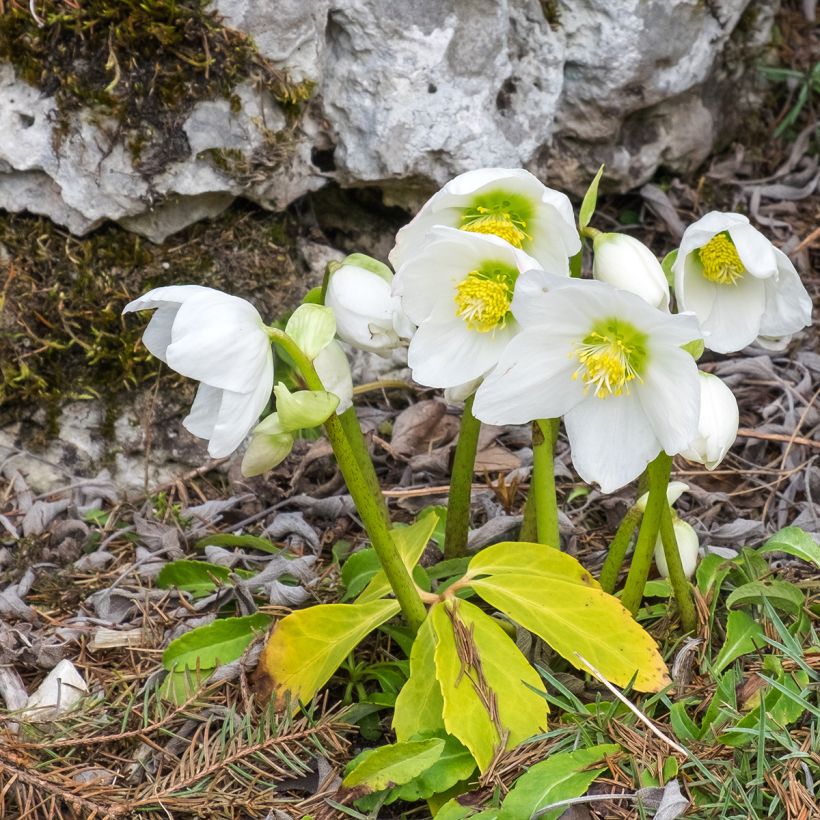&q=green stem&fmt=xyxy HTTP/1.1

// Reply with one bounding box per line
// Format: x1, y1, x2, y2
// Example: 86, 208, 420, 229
519, 493, 537, 542
621, 452, 672, 614
269, 330, 426, 632
659, 505, 698, 632
532, 419, 560, 547
580, 226, 603, 241
444, 394, 482, 559
599, 505, 643, 594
